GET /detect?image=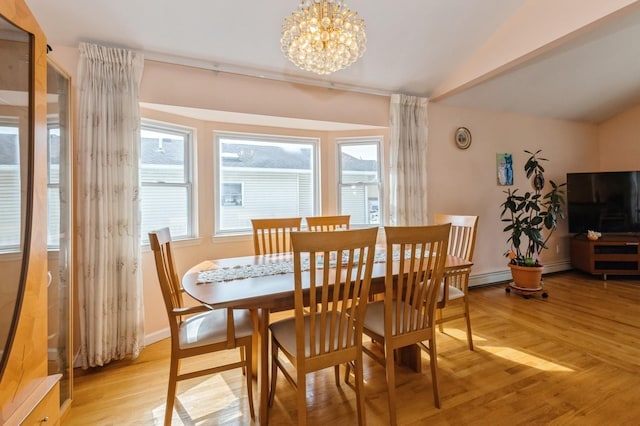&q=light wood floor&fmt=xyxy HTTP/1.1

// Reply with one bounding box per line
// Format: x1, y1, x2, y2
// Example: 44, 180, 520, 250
64, 271, 640, 425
